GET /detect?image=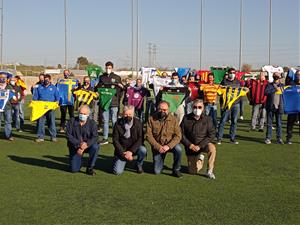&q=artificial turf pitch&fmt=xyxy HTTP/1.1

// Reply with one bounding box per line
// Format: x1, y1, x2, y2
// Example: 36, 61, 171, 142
0, 104, 299, 225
